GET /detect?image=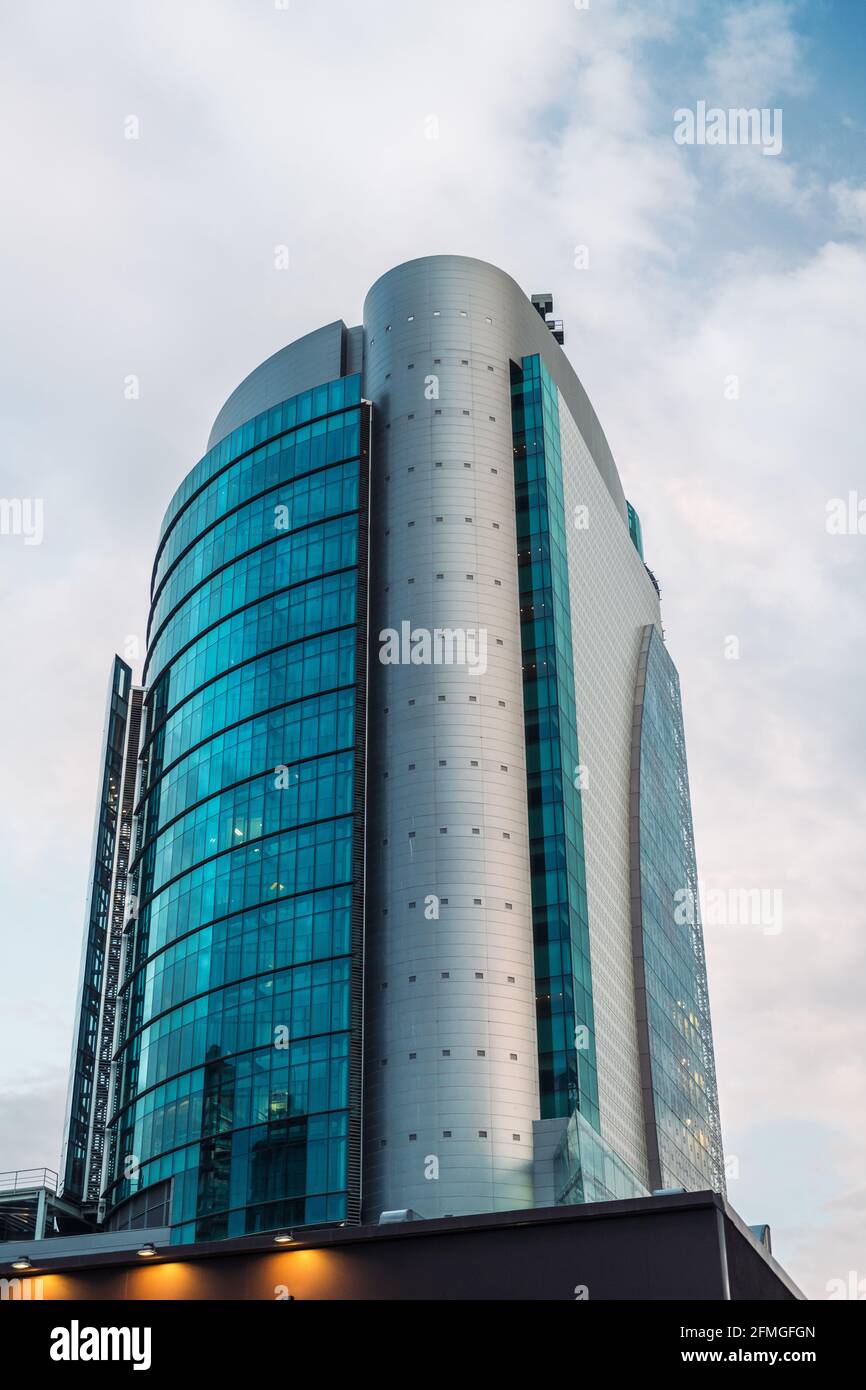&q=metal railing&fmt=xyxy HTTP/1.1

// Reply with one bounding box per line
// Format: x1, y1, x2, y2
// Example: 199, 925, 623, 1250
0, 1167, 59, 1193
